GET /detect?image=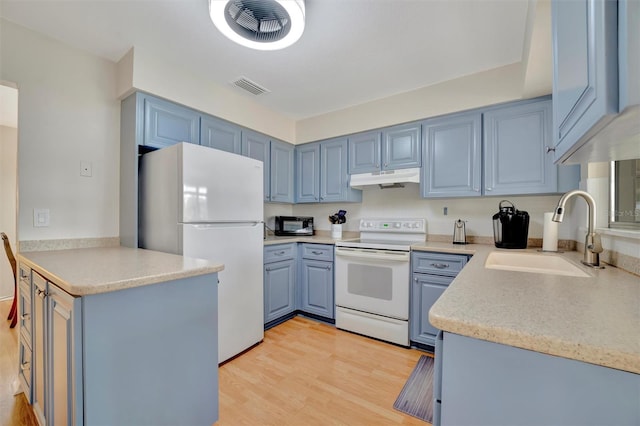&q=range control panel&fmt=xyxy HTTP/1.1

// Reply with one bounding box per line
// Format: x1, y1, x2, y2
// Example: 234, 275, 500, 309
358, 218, 426, 233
